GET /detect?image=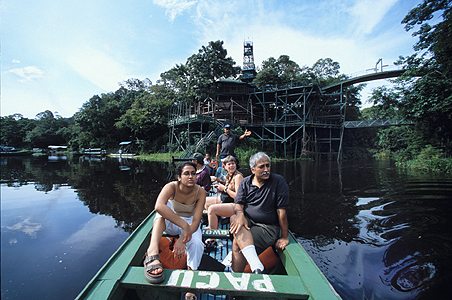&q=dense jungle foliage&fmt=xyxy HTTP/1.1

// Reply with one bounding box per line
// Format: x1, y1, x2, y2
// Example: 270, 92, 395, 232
1, 1, 451, 172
